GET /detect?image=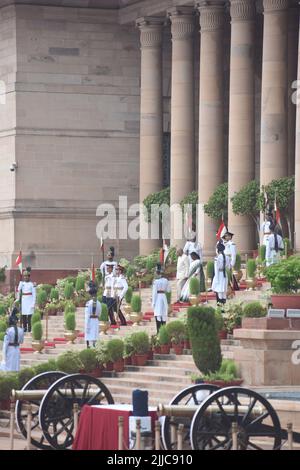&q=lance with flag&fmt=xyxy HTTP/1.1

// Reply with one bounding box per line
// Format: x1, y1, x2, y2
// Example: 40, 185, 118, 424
91, 256, 96, 283
216, 213, 227, 241
15, 251, 23, 274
